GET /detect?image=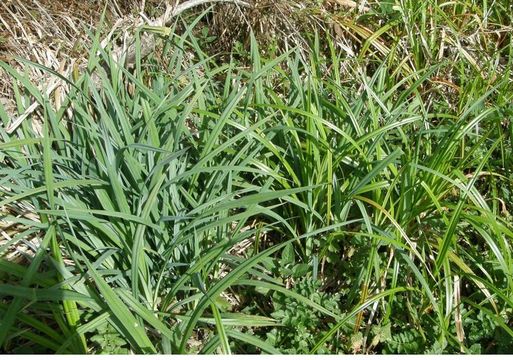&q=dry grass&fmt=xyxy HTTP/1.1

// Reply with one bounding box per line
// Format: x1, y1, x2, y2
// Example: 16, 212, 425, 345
0, 0, 156, 111
206, 0, 368, 55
